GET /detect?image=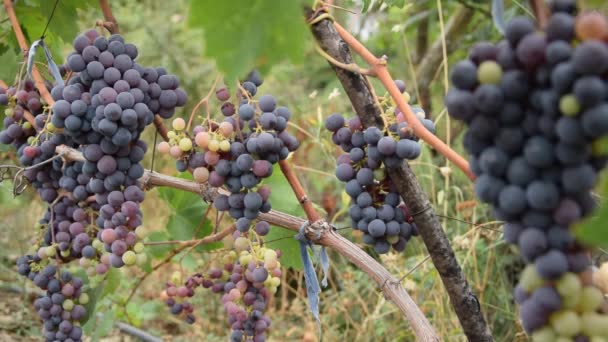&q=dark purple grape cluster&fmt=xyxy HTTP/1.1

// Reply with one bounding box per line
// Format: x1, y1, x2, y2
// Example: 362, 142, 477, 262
45, 31, 187, 273
16, 260, 89, 342
210, 87, 299, 236
446, 1, 608, 338
324, 110, 426, 254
